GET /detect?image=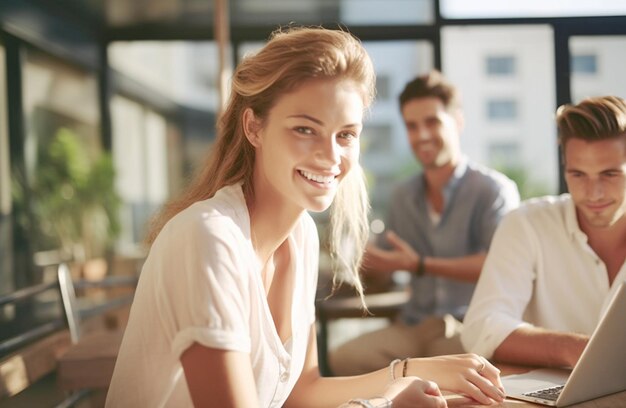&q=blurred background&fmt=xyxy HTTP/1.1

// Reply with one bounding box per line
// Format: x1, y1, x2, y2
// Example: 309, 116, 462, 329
1, 0, 626, 405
